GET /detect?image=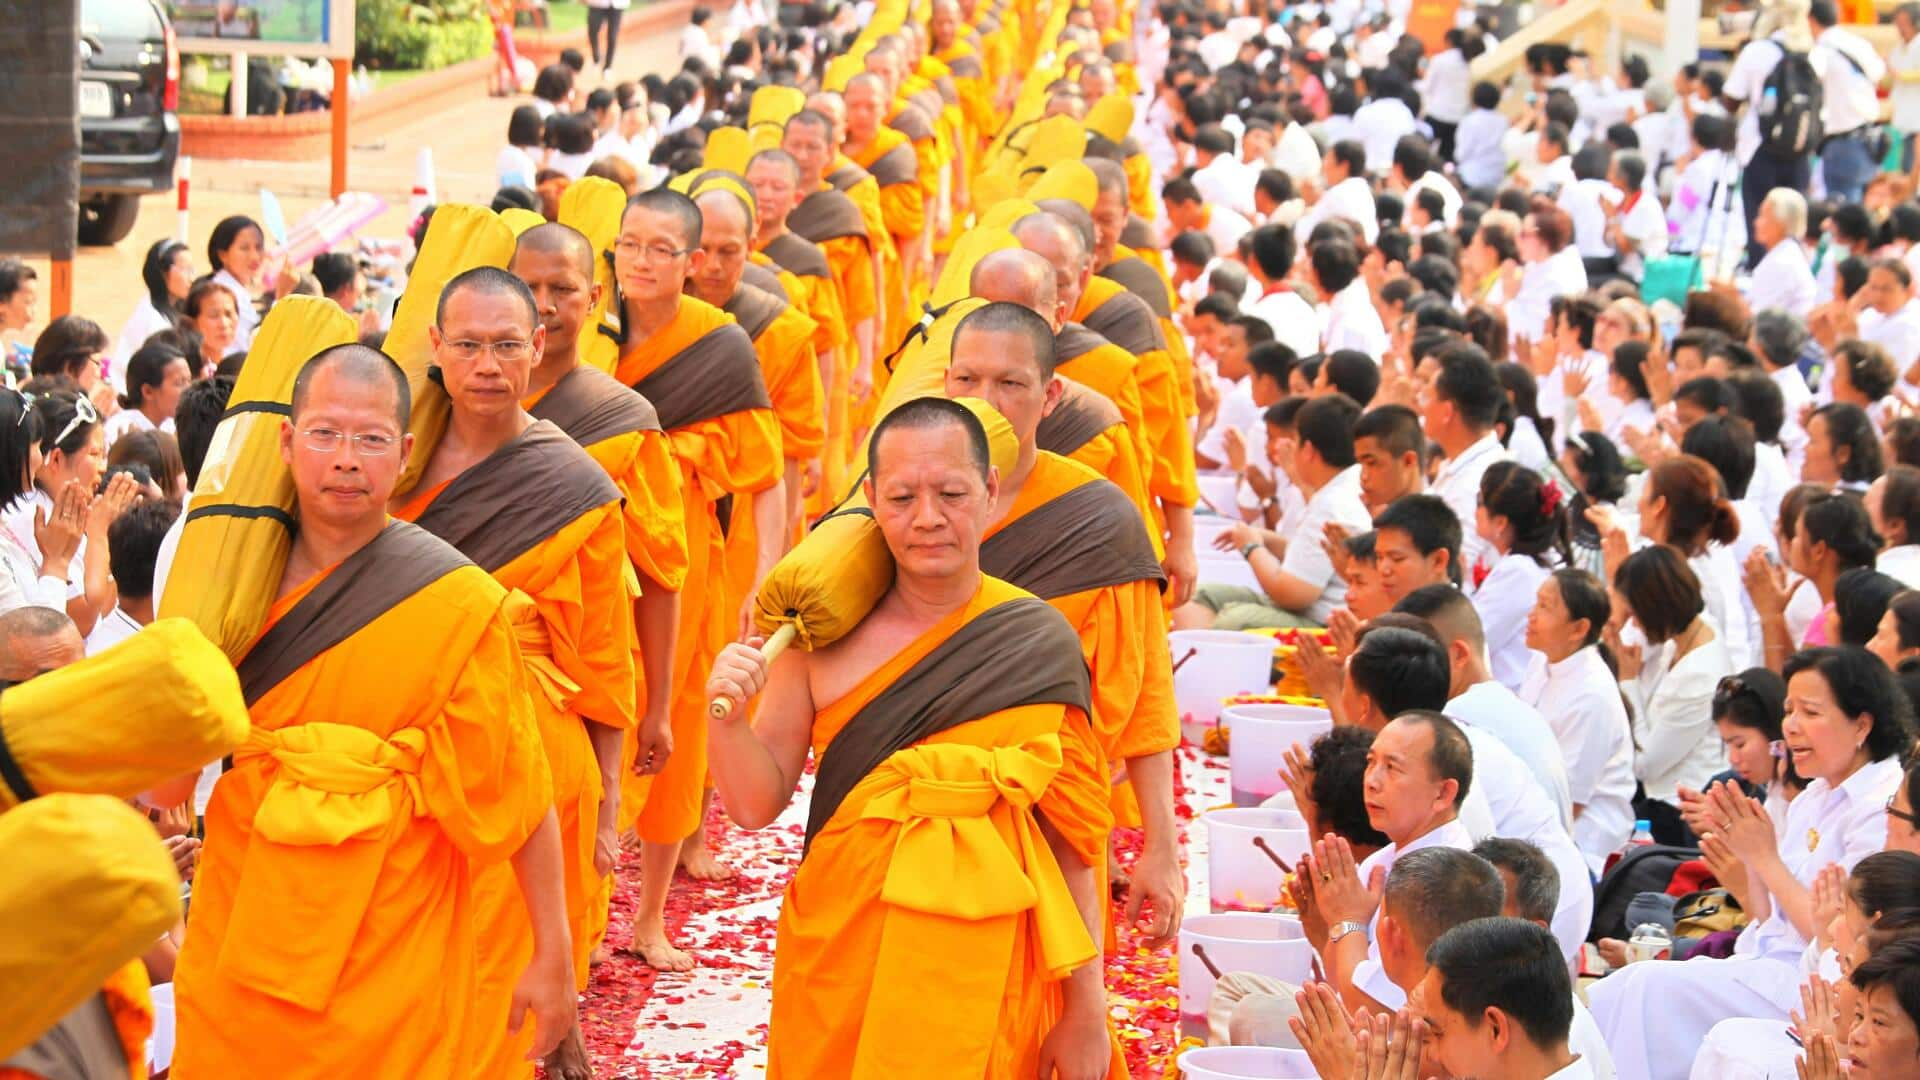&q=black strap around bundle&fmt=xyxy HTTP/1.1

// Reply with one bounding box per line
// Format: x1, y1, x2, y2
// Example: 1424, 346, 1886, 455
0, 711, 39, 803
